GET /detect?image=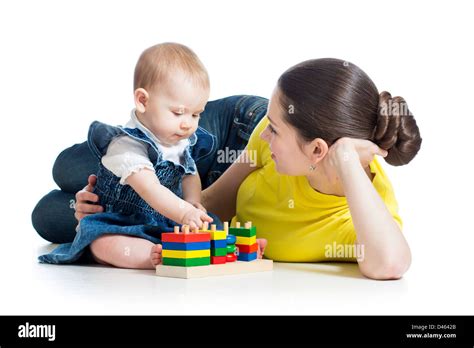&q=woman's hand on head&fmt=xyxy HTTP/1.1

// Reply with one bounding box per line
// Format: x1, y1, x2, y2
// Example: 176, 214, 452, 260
74, 174, 103, 222
328, 137, 388, 170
